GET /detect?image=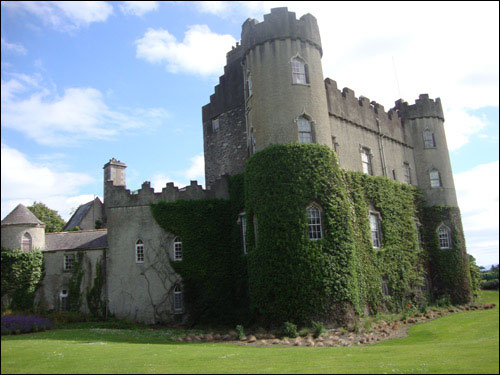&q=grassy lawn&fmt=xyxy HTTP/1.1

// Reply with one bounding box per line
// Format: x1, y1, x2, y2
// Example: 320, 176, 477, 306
2, 291, 498, 374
